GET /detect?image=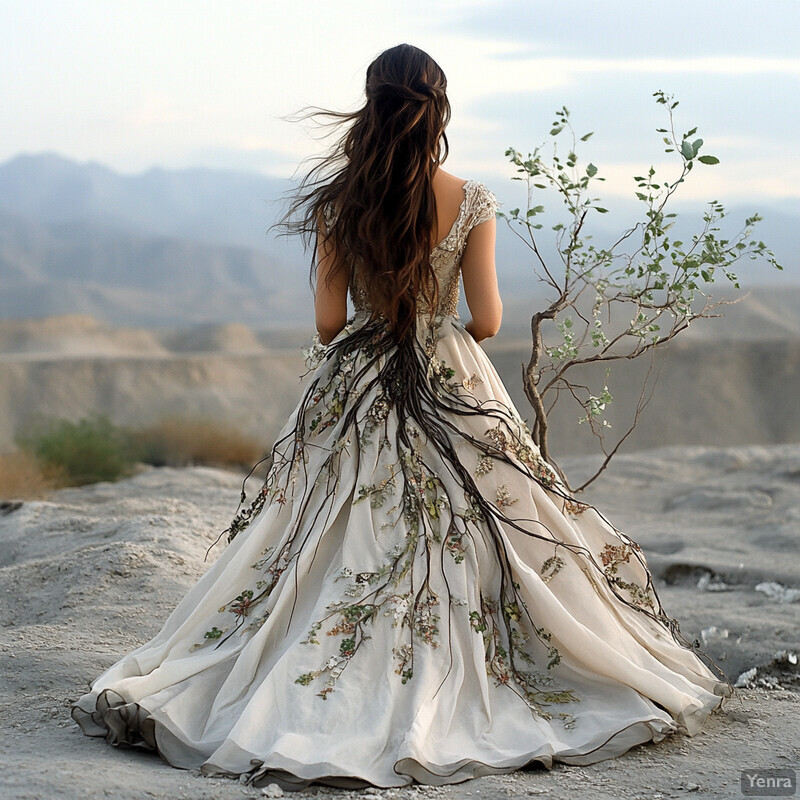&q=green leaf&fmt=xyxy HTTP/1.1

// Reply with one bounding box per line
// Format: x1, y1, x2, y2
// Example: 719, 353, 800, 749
680, 140, 694, 160
580, 131, 594, 141
586, 163, 598, 177
698, 155, 720, 165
